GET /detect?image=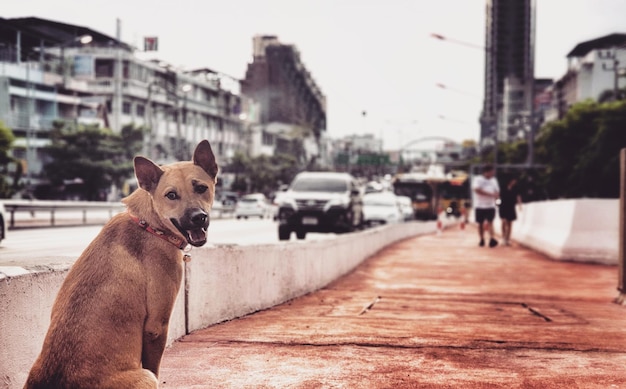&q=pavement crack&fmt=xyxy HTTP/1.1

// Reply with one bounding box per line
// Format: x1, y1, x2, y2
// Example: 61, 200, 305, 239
521, 303, 552, 322
358, 295, 381, 315
207, 339, 626, 354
